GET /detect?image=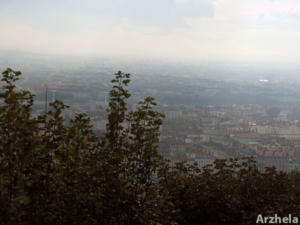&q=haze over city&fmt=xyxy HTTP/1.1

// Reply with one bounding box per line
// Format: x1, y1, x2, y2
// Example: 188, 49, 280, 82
1, 1, 300, 224
2, 0, 300, 64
